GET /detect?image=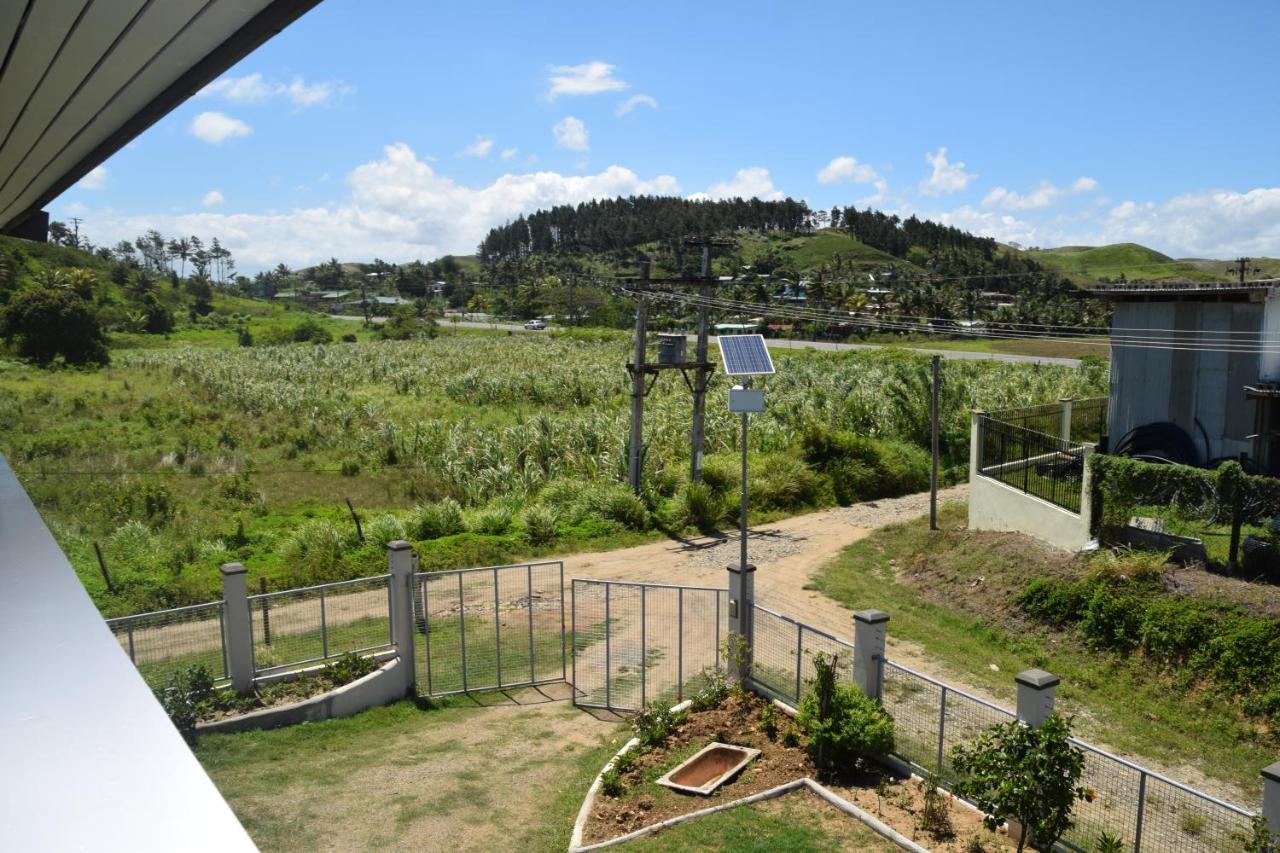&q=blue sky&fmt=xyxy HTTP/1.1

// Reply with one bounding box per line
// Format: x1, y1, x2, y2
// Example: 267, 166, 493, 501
55, 0, 1280, 272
